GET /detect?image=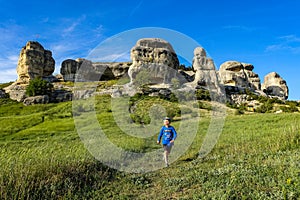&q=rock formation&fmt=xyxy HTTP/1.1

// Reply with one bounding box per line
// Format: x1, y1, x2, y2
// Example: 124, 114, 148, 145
16, 41, 55, 84
262, 72, 288, 100
0, 89, 7, 98
3, 39, 291, 105
23, 95, 49, 106
192, 47, 220, 91
218, 61, 261, 90
60, 58, 131, 82
128, 38, 179, 86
